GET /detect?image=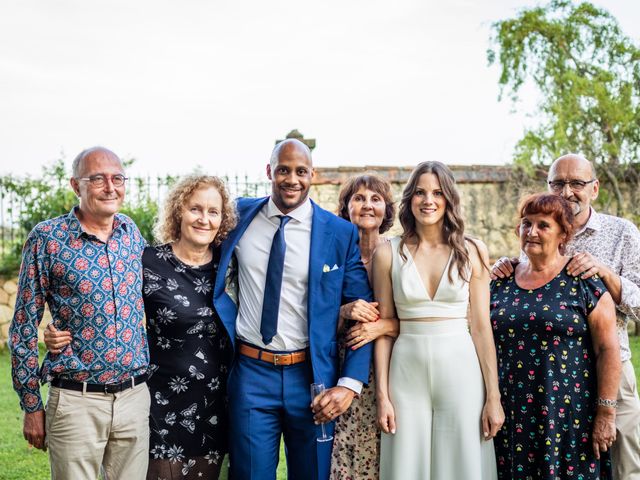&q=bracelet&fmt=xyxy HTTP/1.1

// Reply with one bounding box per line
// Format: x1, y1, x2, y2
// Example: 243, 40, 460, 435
596, 397, 618, 409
